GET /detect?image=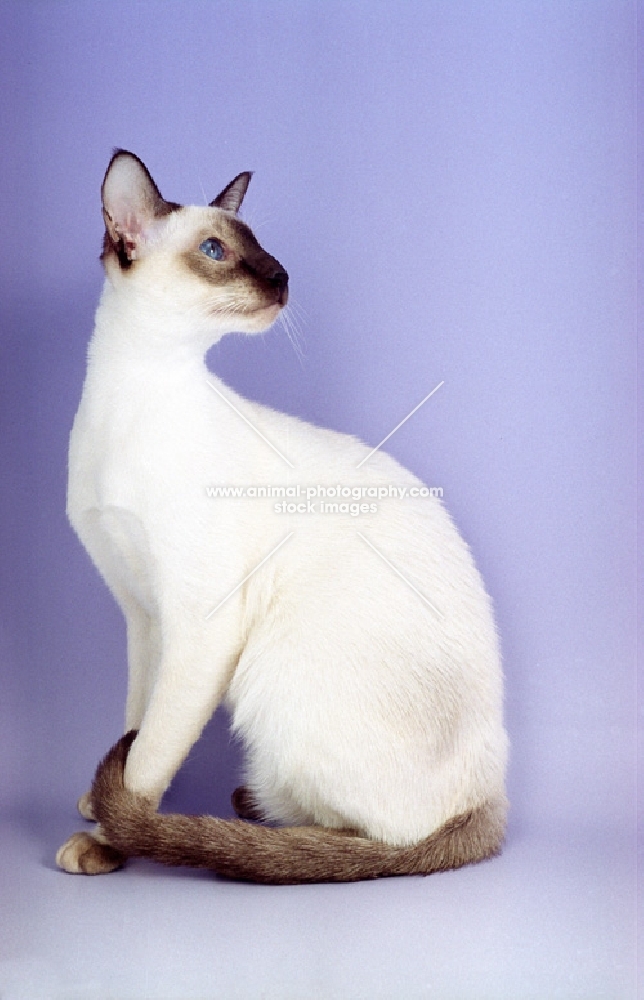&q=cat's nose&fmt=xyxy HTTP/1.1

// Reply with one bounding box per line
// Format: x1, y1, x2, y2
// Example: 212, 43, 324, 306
270, 268, 289, 304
